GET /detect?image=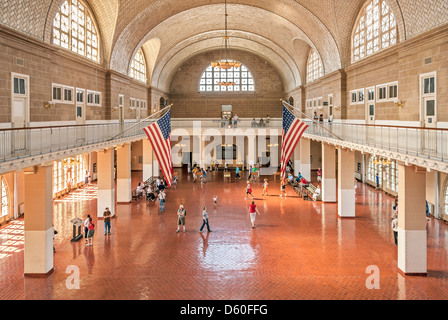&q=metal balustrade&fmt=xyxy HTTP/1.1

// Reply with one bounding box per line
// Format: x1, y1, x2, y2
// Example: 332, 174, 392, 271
0, 119, 446, 166
0, 121, 152, 162
302, 121, 448, 162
